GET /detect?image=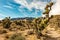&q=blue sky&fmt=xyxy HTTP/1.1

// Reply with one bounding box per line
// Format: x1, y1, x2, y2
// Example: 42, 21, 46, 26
0, 0, 55, 19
